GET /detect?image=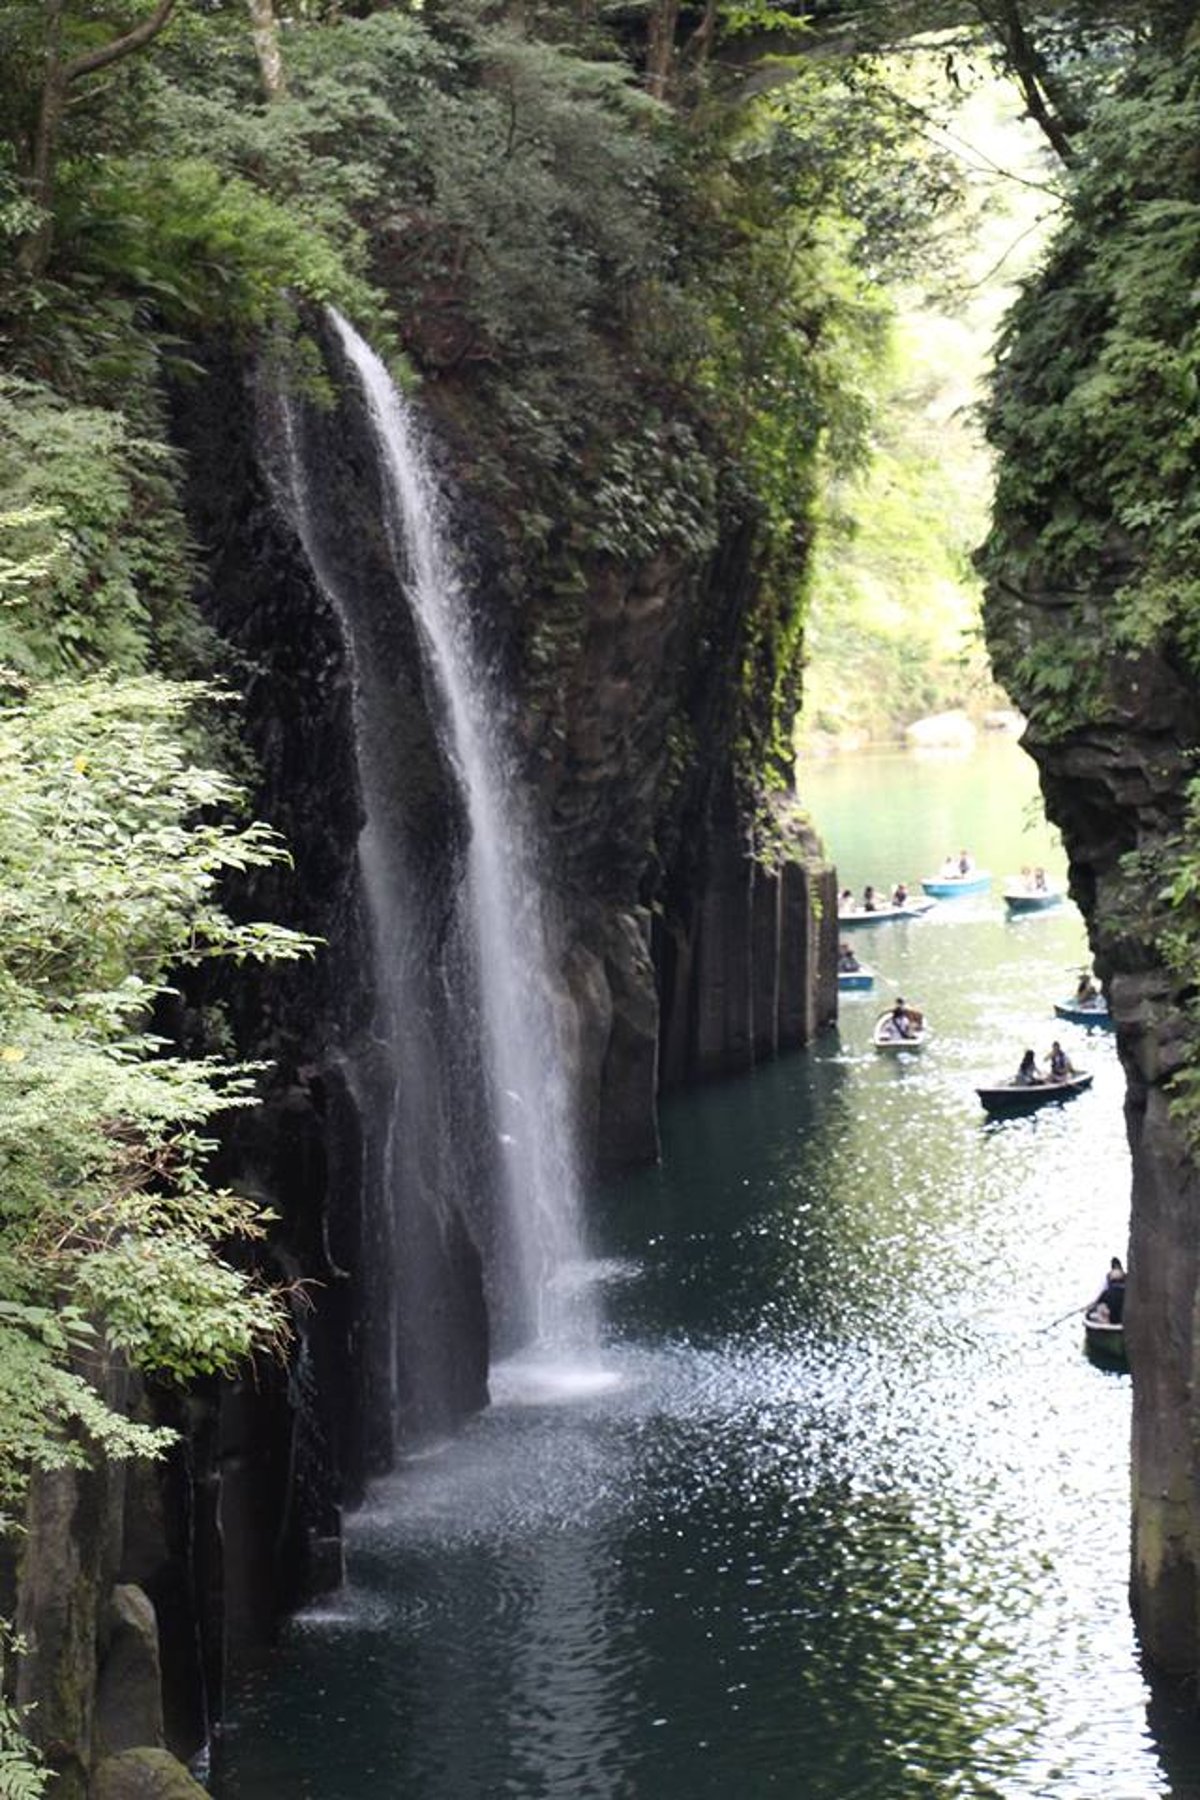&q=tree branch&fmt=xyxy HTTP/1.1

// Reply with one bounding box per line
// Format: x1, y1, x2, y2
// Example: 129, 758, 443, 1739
63, 0, 178, 83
